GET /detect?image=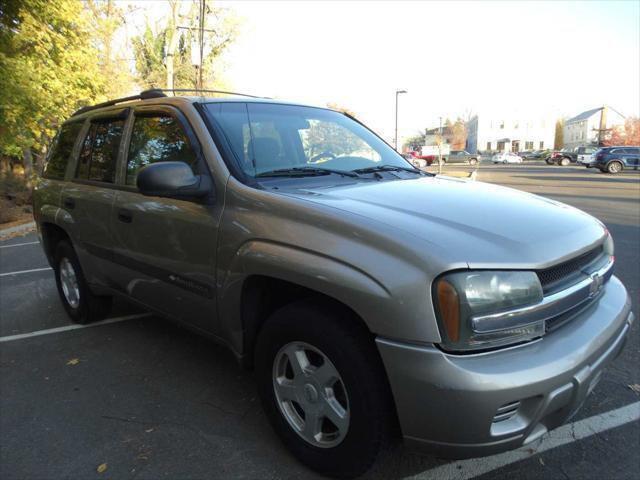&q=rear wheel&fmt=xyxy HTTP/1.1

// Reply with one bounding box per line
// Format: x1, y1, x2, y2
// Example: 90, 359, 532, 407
469, 158, 478, 165
255, 300, 394, 478
54, 241, 112, 324
545, 157, 554, 165
607, 161, 623, 174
